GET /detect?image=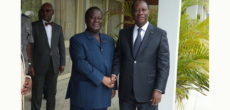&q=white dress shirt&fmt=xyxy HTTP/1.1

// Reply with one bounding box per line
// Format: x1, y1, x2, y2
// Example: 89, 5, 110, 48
42, 20, 52, 48
132, 21, 149, 45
